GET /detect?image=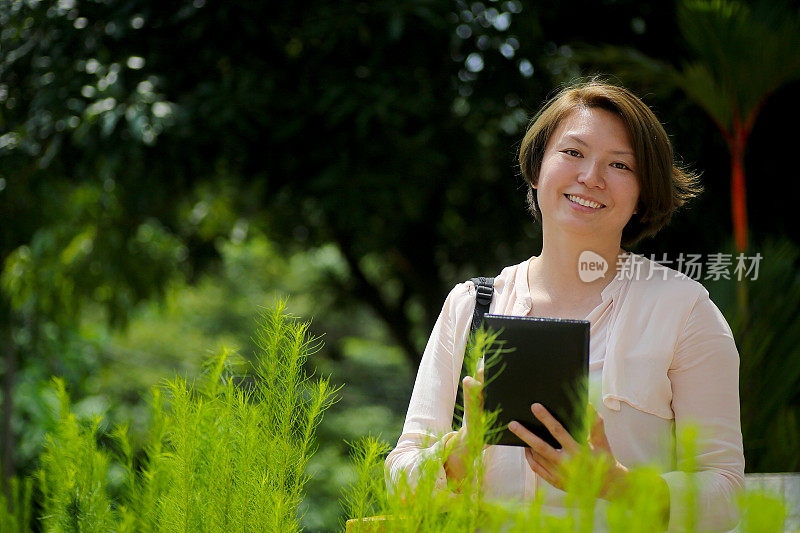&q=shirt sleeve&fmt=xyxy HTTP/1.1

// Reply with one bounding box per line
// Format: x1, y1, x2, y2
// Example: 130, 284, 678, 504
661, 293, 745, 532
385, 283, 474, 491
